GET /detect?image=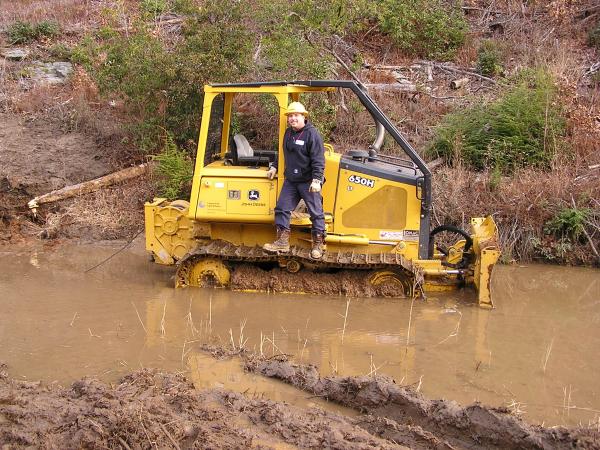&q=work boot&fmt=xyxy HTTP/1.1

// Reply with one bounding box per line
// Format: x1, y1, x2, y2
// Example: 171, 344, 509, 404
263, 227, 290, 253
310, 232, 325, 259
